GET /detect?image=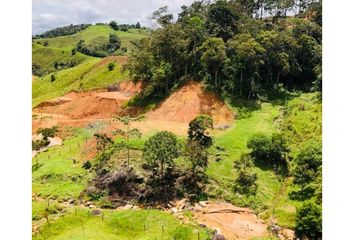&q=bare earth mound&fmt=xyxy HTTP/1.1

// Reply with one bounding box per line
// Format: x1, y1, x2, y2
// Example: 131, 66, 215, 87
147, 81, 234, 125
33, 81, 234, 135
